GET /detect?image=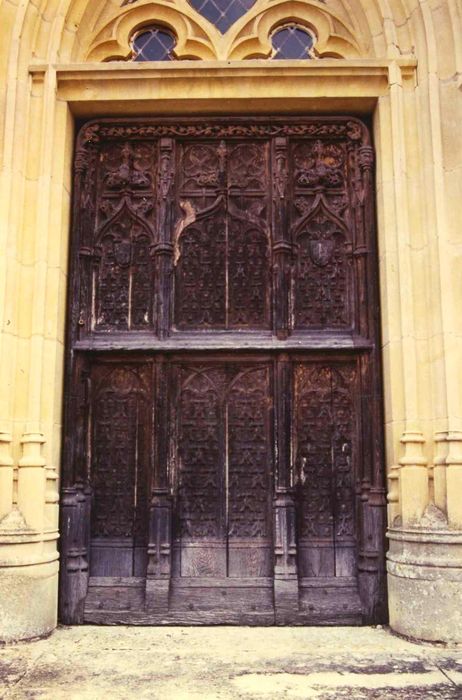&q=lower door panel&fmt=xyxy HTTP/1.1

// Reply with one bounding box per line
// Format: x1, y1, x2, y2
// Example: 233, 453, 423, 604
167, 361, 275, 620
59, 354, 385, 625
